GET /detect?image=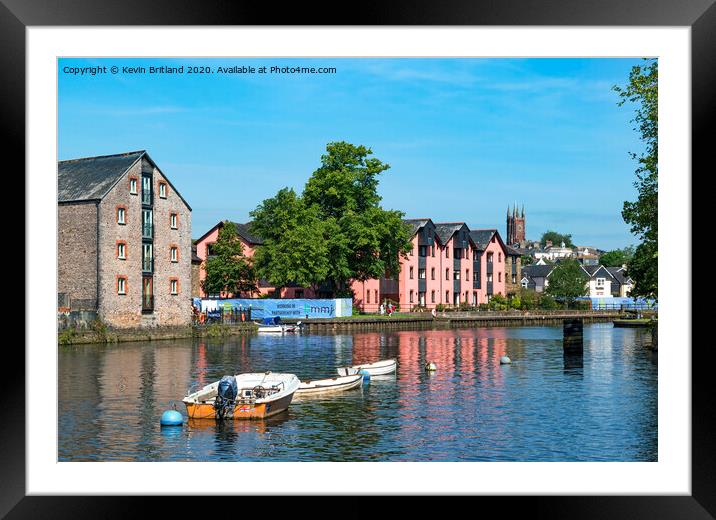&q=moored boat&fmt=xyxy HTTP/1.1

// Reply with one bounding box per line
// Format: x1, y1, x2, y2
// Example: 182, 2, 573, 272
295, 374, 363, 396
183, 371, 299, 420
257, 317, 302, 334
336, 358, 397, 376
